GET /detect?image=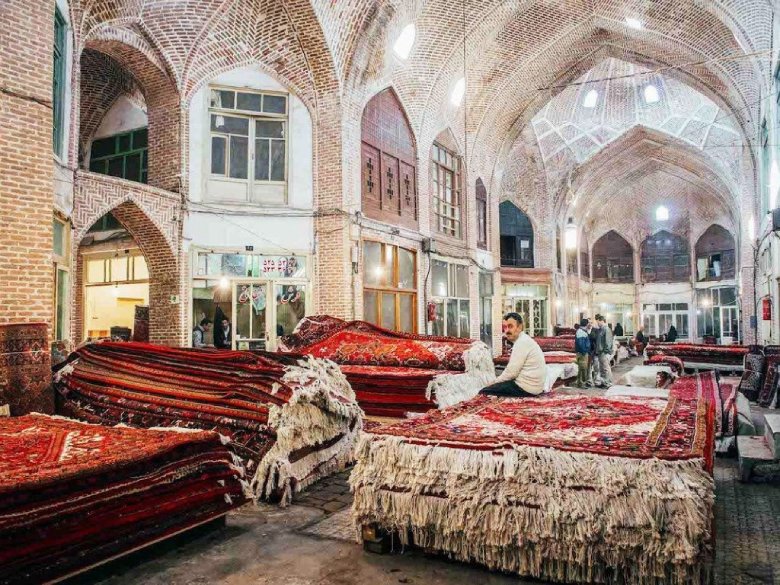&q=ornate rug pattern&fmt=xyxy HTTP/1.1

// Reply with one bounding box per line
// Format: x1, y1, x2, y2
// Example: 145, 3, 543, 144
0, 414, 245, 584
0, 323, 51, 415
55, 342, 362, 504
646, 343, 748, 367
